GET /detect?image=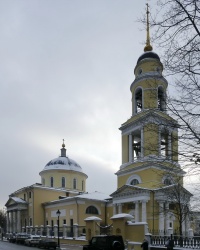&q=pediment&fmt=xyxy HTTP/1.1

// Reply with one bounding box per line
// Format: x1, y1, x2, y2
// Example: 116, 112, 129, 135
110, 185, 151, 204
155, 184, 193, 202
120, 110, 178, 135
110, 185, 150, 197
5, 197, 27, 207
